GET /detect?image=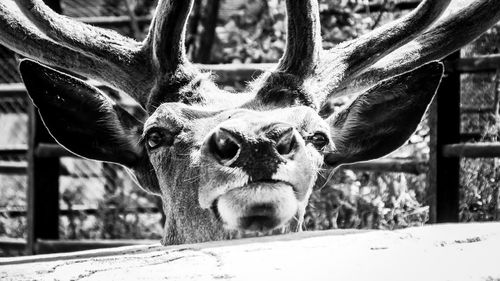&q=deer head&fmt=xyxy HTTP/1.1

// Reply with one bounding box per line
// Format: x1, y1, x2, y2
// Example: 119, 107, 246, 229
1, 0, 499, 244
